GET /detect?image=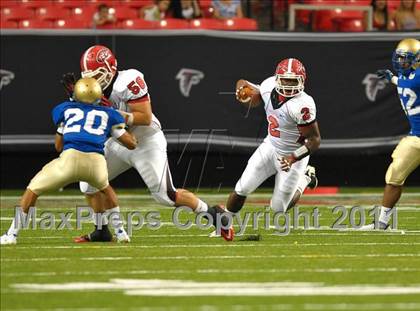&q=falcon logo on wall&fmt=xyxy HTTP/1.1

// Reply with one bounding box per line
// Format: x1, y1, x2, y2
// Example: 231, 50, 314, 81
362, 73, 388, 102
0, 69, 15, 91
176, 68, 204, 97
